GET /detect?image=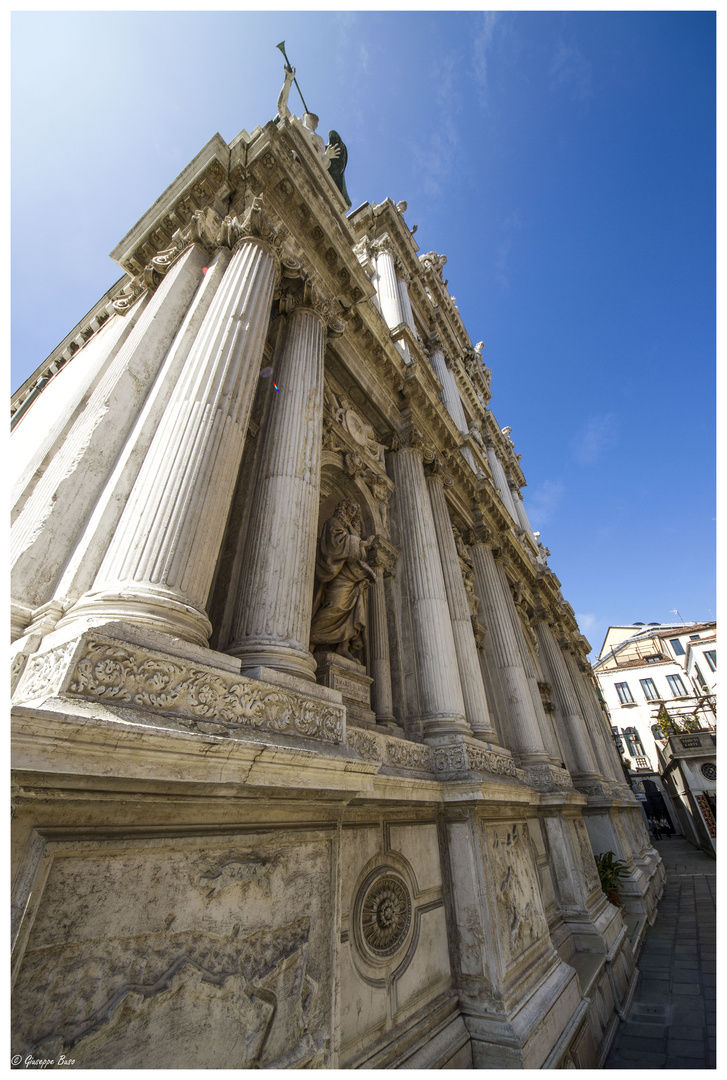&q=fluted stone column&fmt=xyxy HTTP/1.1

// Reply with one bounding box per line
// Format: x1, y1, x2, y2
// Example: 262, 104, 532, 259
428, 347, 467, 433
484, 438, 519, 523
390, 437, 470, 741
535, 620, 602, 780
426, 467, 498, 742
511, 486, 538, 545
12, 294, 147, 523
11, 243, 208, 615
229, 299, 334, 680
427, 345, 478, 474
564, 646, 625, 784
467, 529, 550, 764
65, 227, 278, 646
372, 237, 410, 363
507, 594, 566, 766
397, 268, 417, 334
367, 536, 398, 725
